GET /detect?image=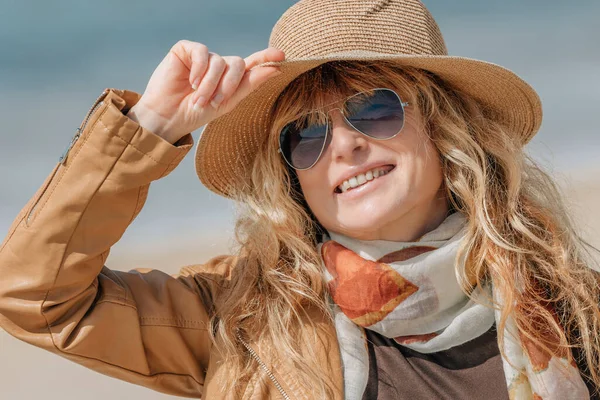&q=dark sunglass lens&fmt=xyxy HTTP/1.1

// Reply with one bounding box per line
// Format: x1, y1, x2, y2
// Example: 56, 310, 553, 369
345, 89, 405, 139
279, 113, 328, 169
